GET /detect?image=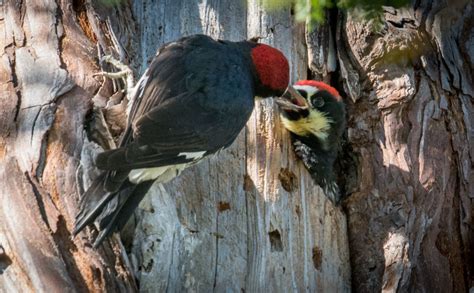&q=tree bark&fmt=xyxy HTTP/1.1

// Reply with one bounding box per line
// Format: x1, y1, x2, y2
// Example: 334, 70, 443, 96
0, 0, 137, 291
1, 0, 351, 292
334, 1, 473, 292
2, 0, 471, 292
